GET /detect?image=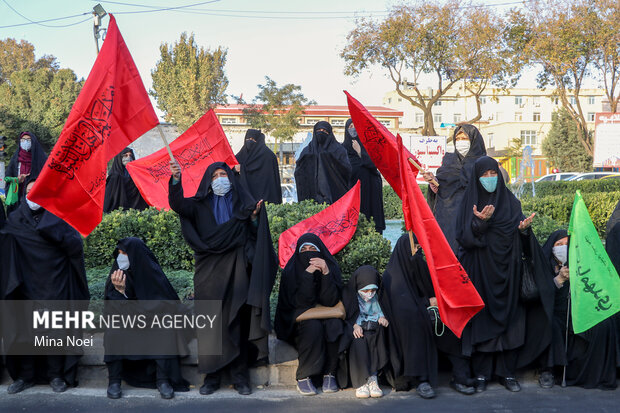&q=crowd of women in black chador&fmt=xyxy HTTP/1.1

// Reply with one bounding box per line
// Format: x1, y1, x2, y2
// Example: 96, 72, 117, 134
2, 122, 619, 400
